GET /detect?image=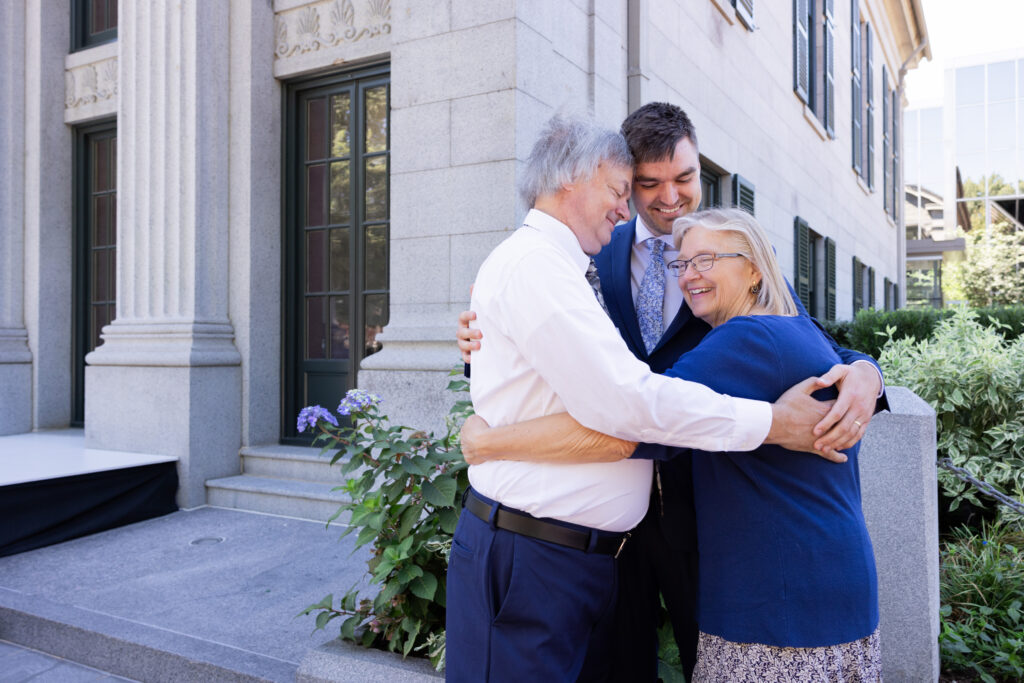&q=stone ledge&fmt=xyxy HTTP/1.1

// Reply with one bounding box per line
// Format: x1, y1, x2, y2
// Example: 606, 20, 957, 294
297, 638, 442, 682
